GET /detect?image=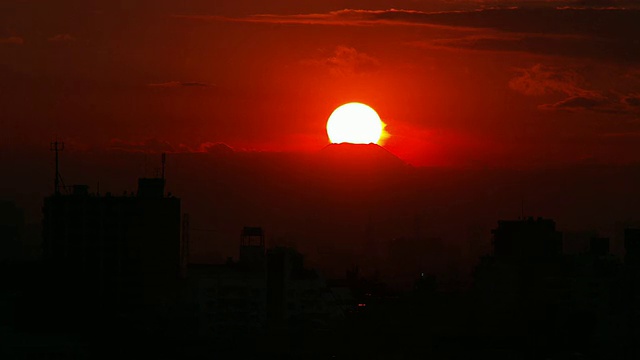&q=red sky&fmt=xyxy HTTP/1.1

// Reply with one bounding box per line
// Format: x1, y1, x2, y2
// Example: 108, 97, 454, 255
1, 0, 640, 167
